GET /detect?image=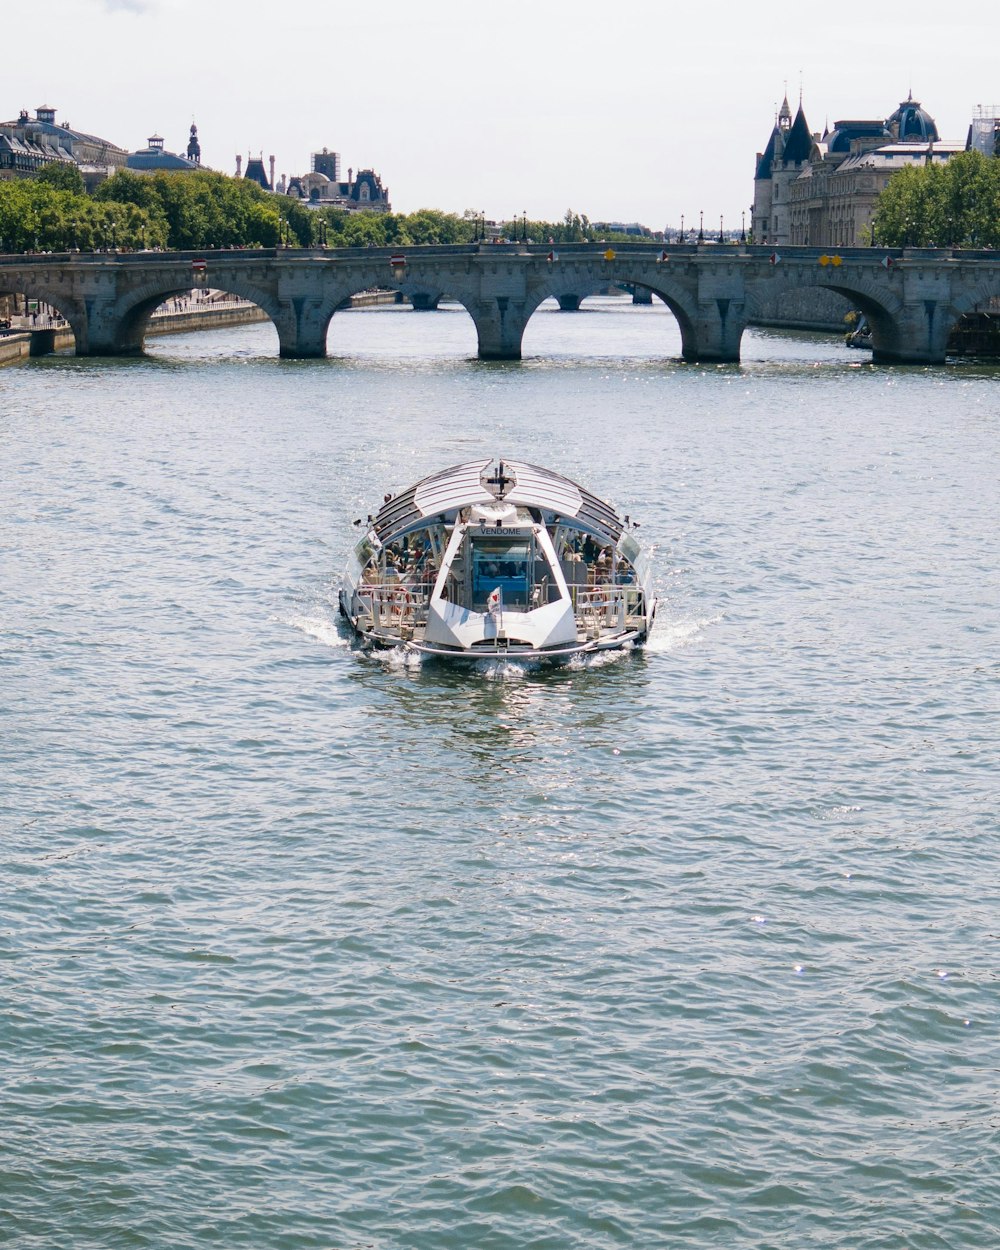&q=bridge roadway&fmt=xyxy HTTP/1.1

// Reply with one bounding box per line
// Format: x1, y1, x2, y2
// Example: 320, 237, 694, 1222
4, 242, 1000, 364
